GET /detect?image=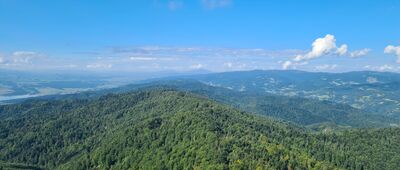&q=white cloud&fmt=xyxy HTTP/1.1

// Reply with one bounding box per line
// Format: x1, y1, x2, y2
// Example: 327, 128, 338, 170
350, 48, 371, 58
336, 44, 348, 56
13, 51, 37, 56
222, 62, 250, 70
11, 51, 41, 63
384, 45, 400, 63
285, 34, 372, 71
378, 64, 394, 71
294, 34, 347, 62
189, 63, 204, 69
0, 46, 297, 72
314, 64, 337, 71
129, 57, 157, 61
364, 64, 400, 72
201, 0, 231, 9
86, 63, 112, 69
0, 56, 4, 64
281, 61, 308, 70
112, 46, 300, 59
282, 61, 292, 70
223, 62, 233, 68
